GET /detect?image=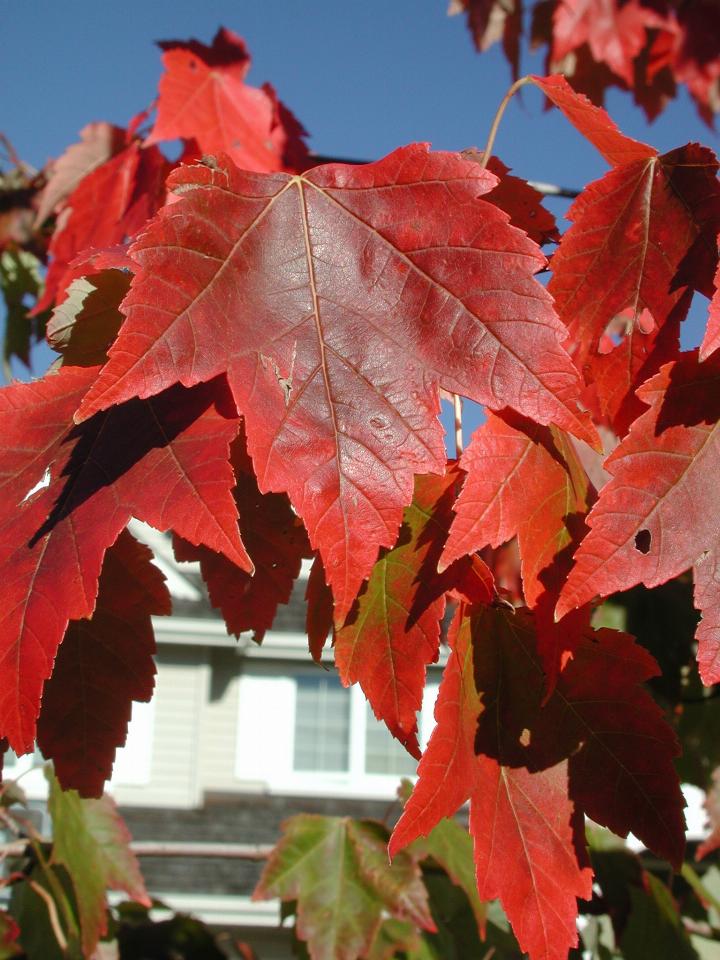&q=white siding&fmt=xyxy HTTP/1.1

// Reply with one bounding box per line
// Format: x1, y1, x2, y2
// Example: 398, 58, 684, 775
198, 648, 242, 792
